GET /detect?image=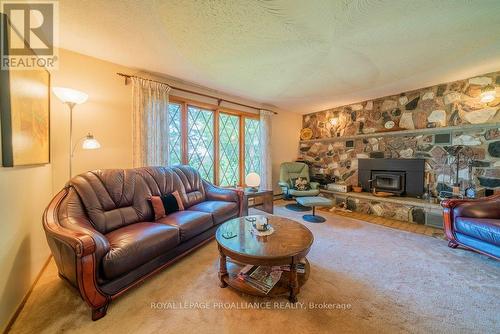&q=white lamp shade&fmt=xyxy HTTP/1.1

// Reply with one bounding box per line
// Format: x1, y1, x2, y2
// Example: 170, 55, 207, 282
329, 117, 339, 126
52, 87, 88, 104
245, 172, 261, 188
82, 134, 101, 150
480, 91, 496, 103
